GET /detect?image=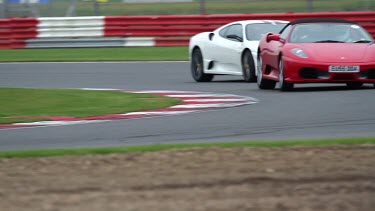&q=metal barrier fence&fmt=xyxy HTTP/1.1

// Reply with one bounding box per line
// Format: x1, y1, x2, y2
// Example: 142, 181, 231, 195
1, 11, 374, 49
0, 0, 374, 18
